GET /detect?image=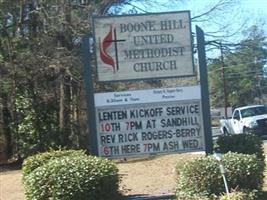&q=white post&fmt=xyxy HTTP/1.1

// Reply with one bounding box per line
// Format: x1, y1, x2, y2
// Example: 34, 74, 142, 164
213, 153, 230, 200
